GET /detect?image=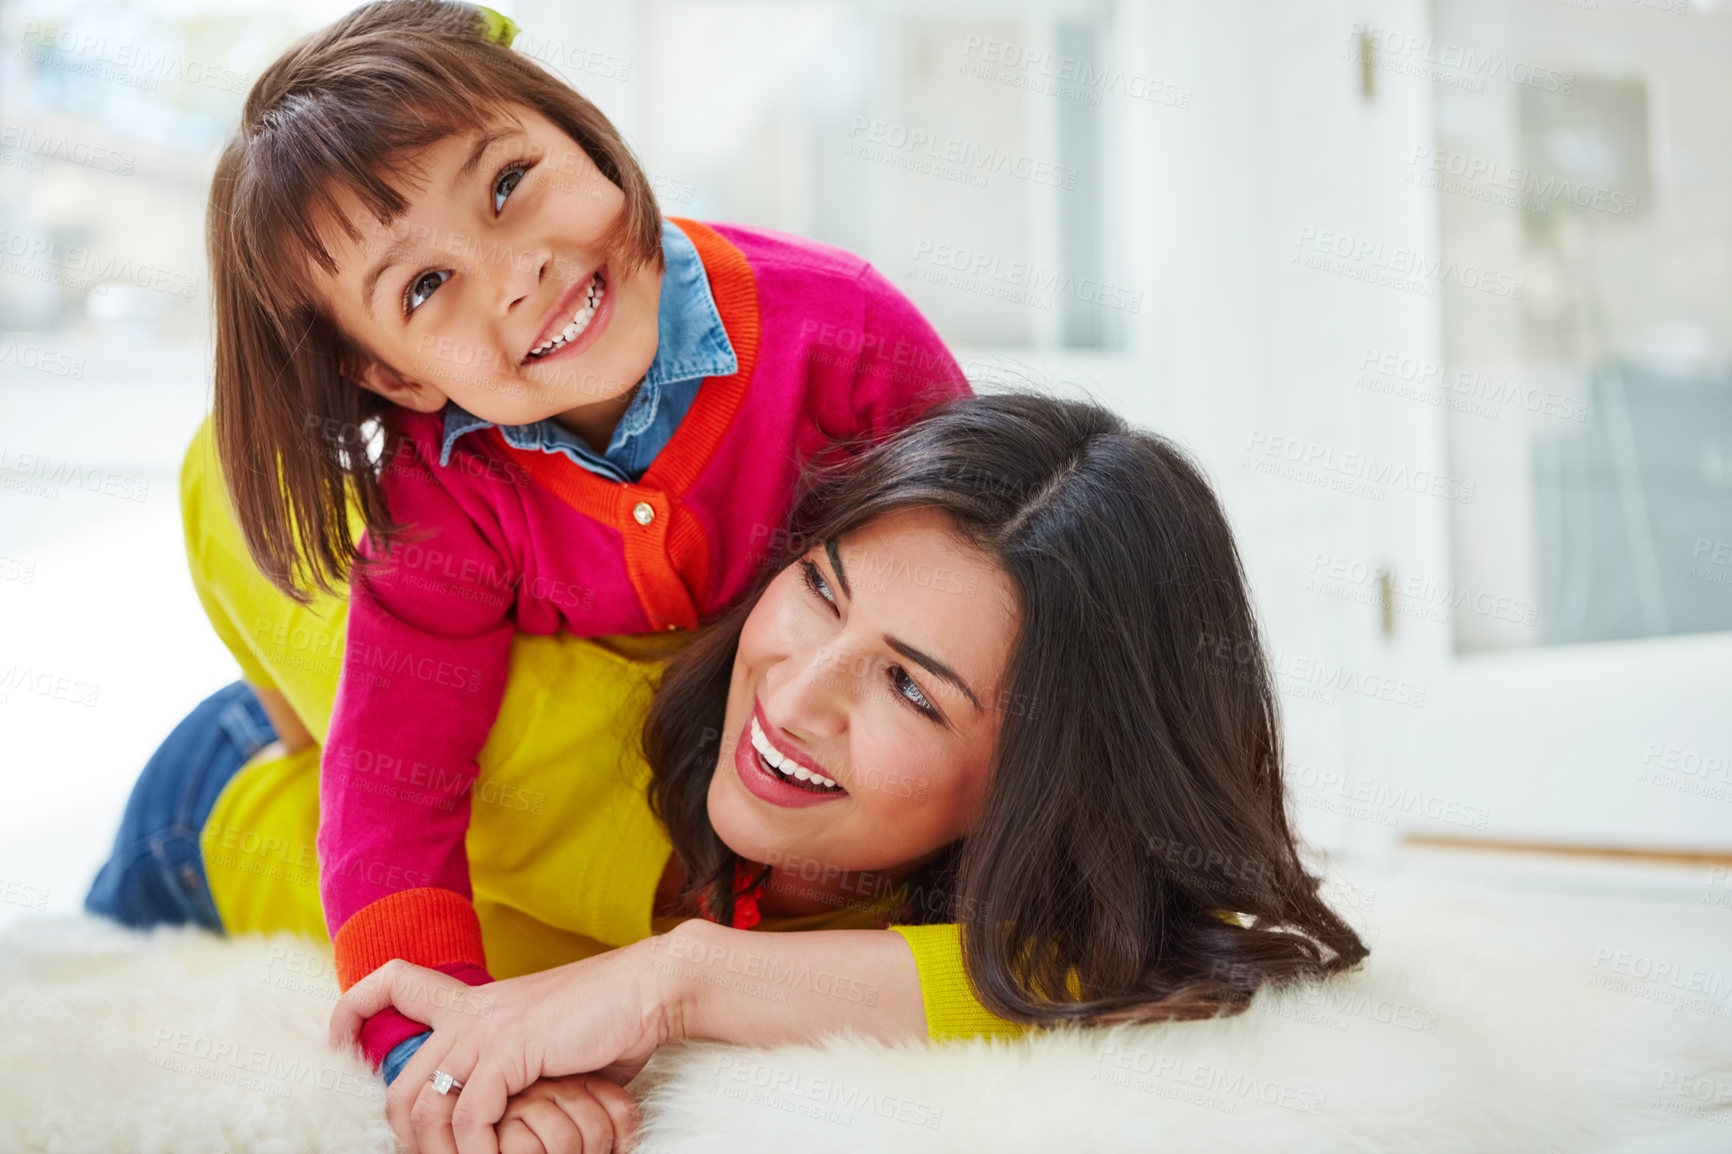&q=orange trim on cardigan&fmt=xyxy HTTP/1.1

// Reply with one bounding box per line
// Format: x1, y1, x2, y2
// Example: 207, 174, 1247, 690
332, 886, 488, 991
642, 219, 762, 496
484, 218, 761, 631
